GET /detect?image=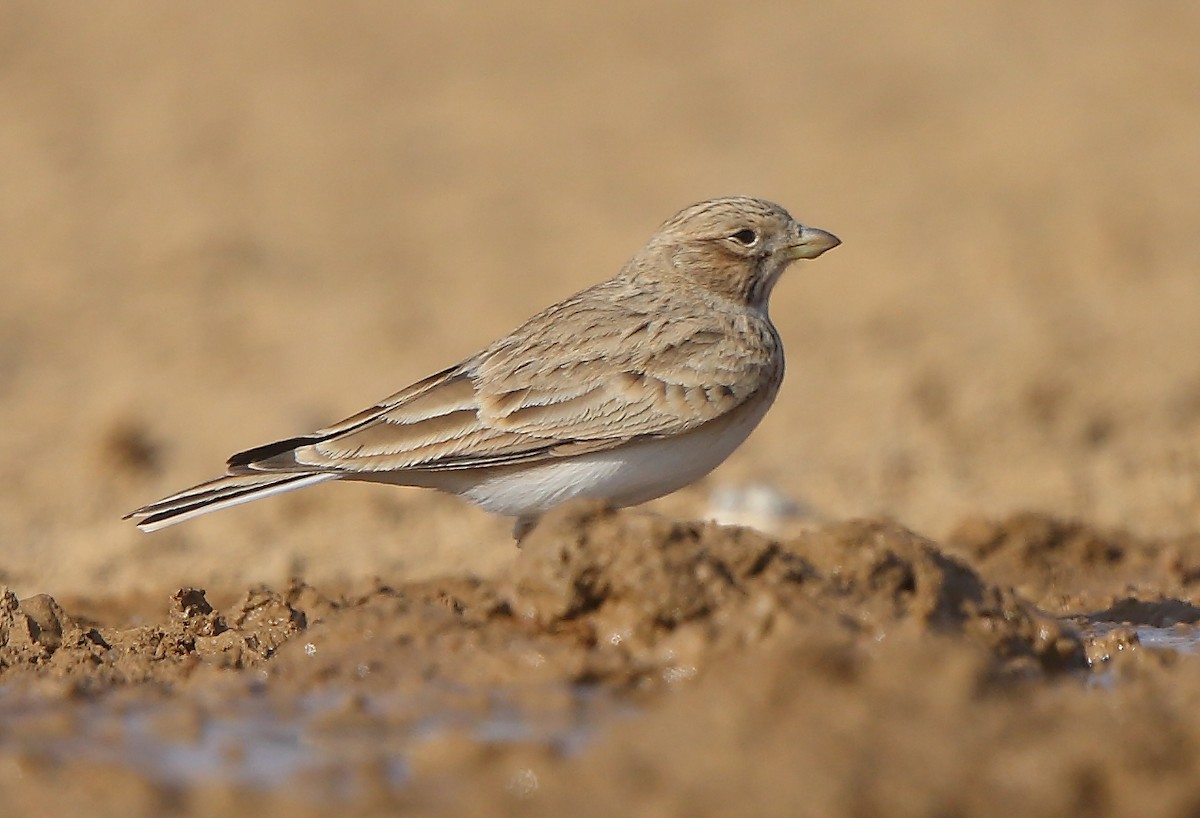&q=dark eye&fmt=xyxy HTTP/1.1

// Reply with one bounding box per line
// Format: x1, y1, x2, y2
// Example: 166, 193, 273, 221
729, 228, 758, 246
